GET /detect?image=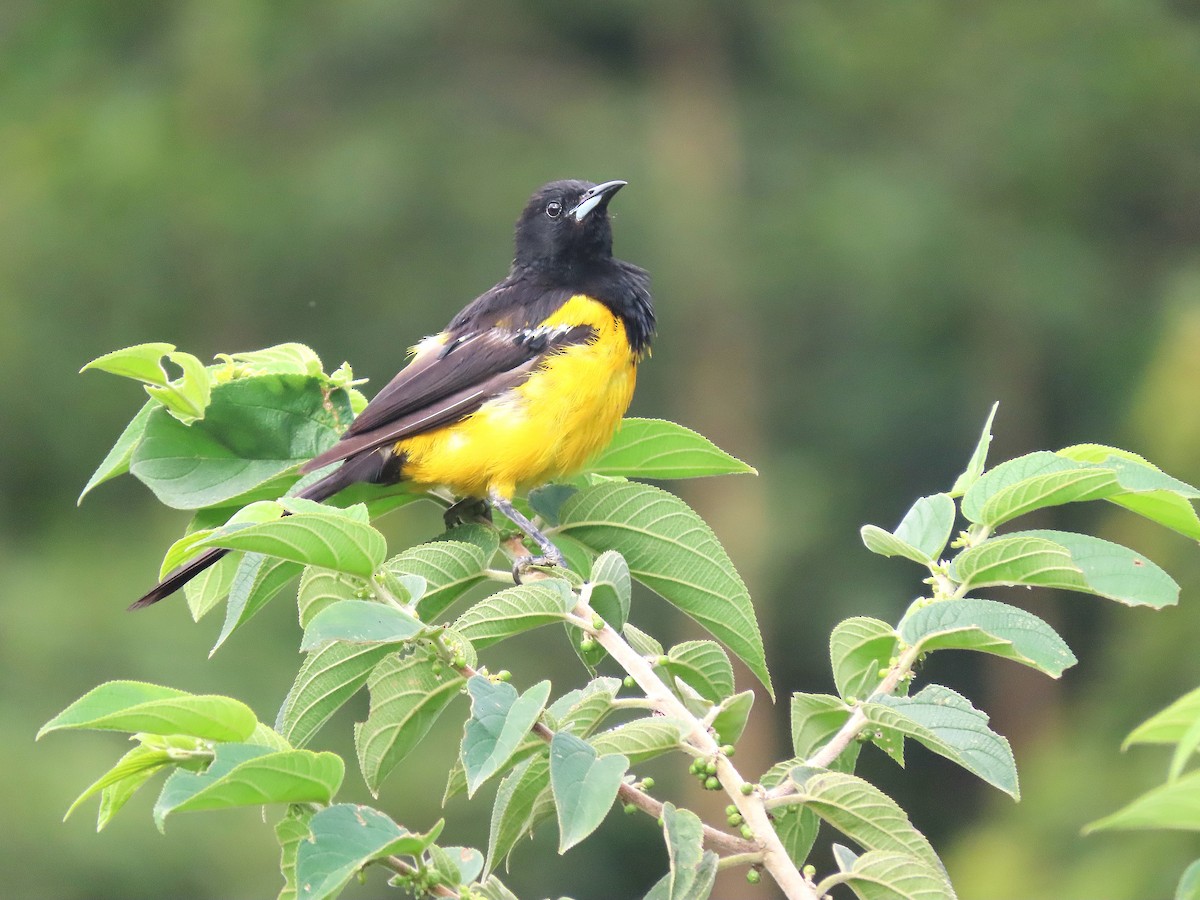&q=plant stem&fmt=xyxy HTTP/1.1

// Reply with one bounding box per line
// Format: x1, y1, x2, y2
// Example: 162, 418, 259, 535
571, 582, 819, 900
